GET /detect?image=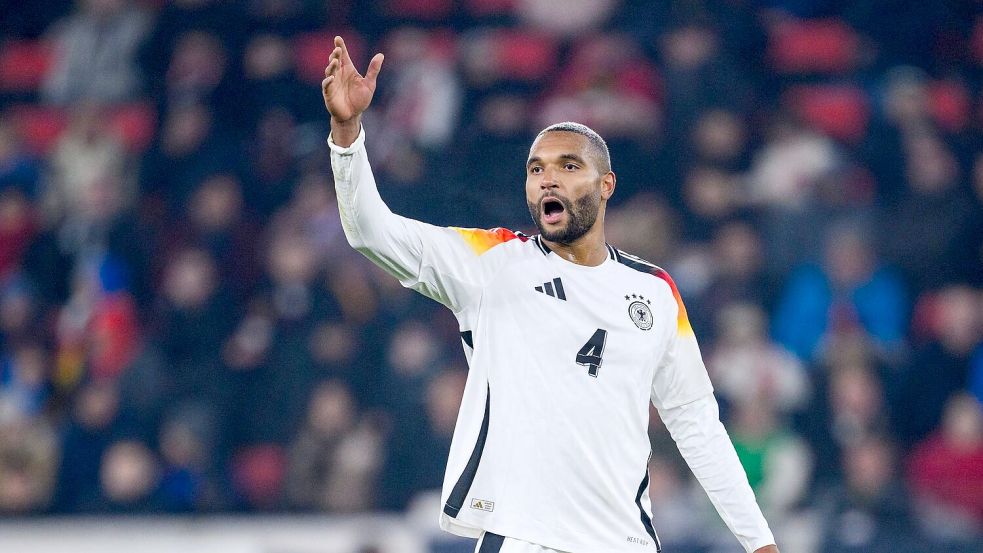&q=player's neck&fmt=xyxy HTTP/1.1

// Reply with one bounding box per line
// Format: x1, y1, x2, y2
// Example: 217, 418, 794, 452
542, 225, 608, 267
